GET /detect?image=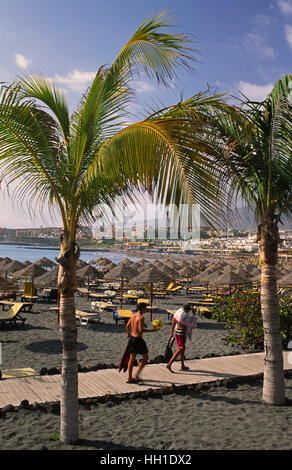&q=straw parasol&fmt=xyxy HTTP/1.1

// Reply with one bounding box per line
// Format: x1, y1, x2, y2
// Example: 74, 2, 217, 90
133, 266, 170, 318
137, 258, 148, 265
102, 261, 117, 272
23, 260, 32, 267
91, 257, 107, 264
0, 275, 18, 291
77, 259, 89, 268
210, 266, 249, 295
129, 261, 145, 271
164, 260, 180, 271
34, 257, 57, 269
77, 265, 99, 279
177, 265, 197, 293
104, 264, 138, 308
1, 260, 25, 274
12, 263, 47, 280
95, 257, 113, 266
0, 257, 14, 268
119, 258, 133, 266
34, 266, 59, 287
278, 272, 292, 286
177, 265, 196, 277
